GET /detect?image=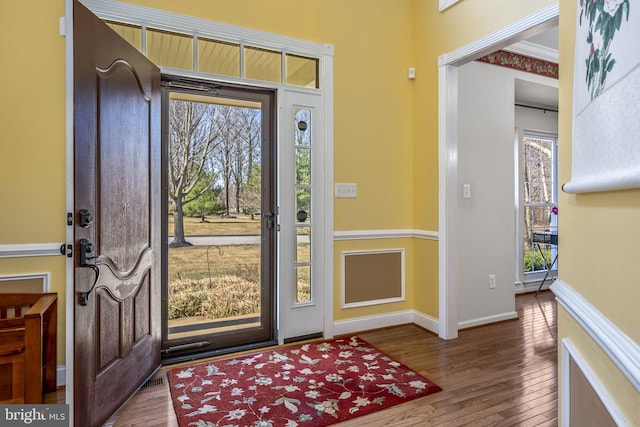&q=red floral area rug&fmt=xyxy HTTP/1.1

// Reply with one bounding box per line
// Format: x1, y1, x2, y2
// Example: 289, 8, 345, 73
167, 336, 441, 427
